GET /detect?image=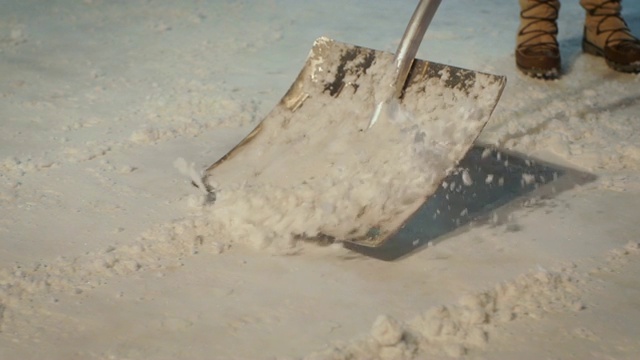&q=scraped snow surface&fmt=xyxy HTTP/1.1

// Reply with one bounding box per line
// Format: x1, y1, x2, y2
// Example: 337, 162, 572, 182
1, 1, 640, 359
